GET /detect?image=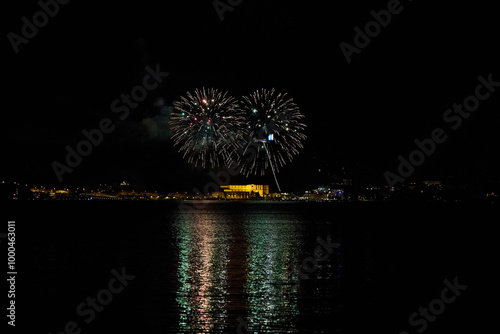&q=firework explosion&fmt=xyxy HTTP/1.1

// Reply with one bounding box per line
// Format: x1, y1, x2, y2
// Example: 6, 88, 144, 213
169, 87, 247, 168
236, 88, 307, 176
